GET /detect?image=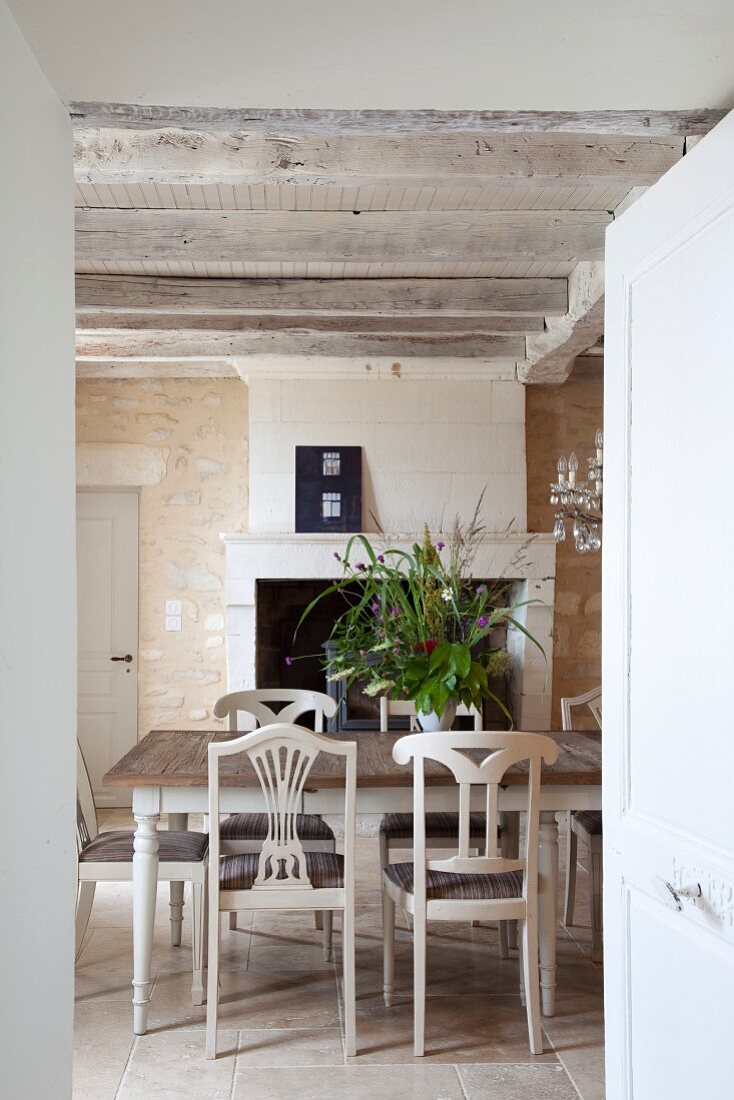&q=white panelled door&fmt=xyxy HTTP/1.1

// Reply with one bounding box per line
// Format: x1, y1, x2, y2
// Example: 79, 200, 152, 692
604, 113, 734, 1098
77, 491, 138, 806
